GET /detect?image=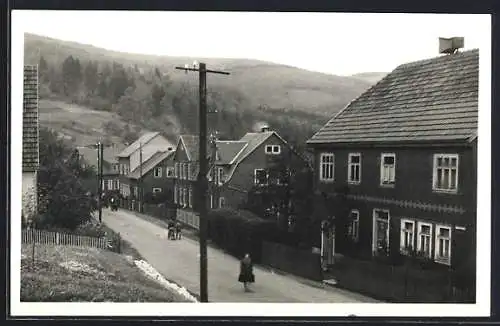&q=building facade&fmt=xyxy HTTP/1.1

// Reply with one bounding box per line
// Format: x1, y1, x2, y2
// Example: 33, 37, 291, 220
307, 49, 478, 271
